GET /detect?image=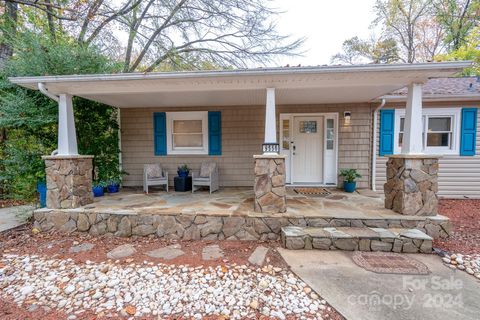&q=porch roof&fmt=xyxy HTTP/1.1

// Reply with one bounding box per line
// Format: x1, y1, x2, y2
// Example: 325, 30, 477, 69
9, 61, 471, 108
